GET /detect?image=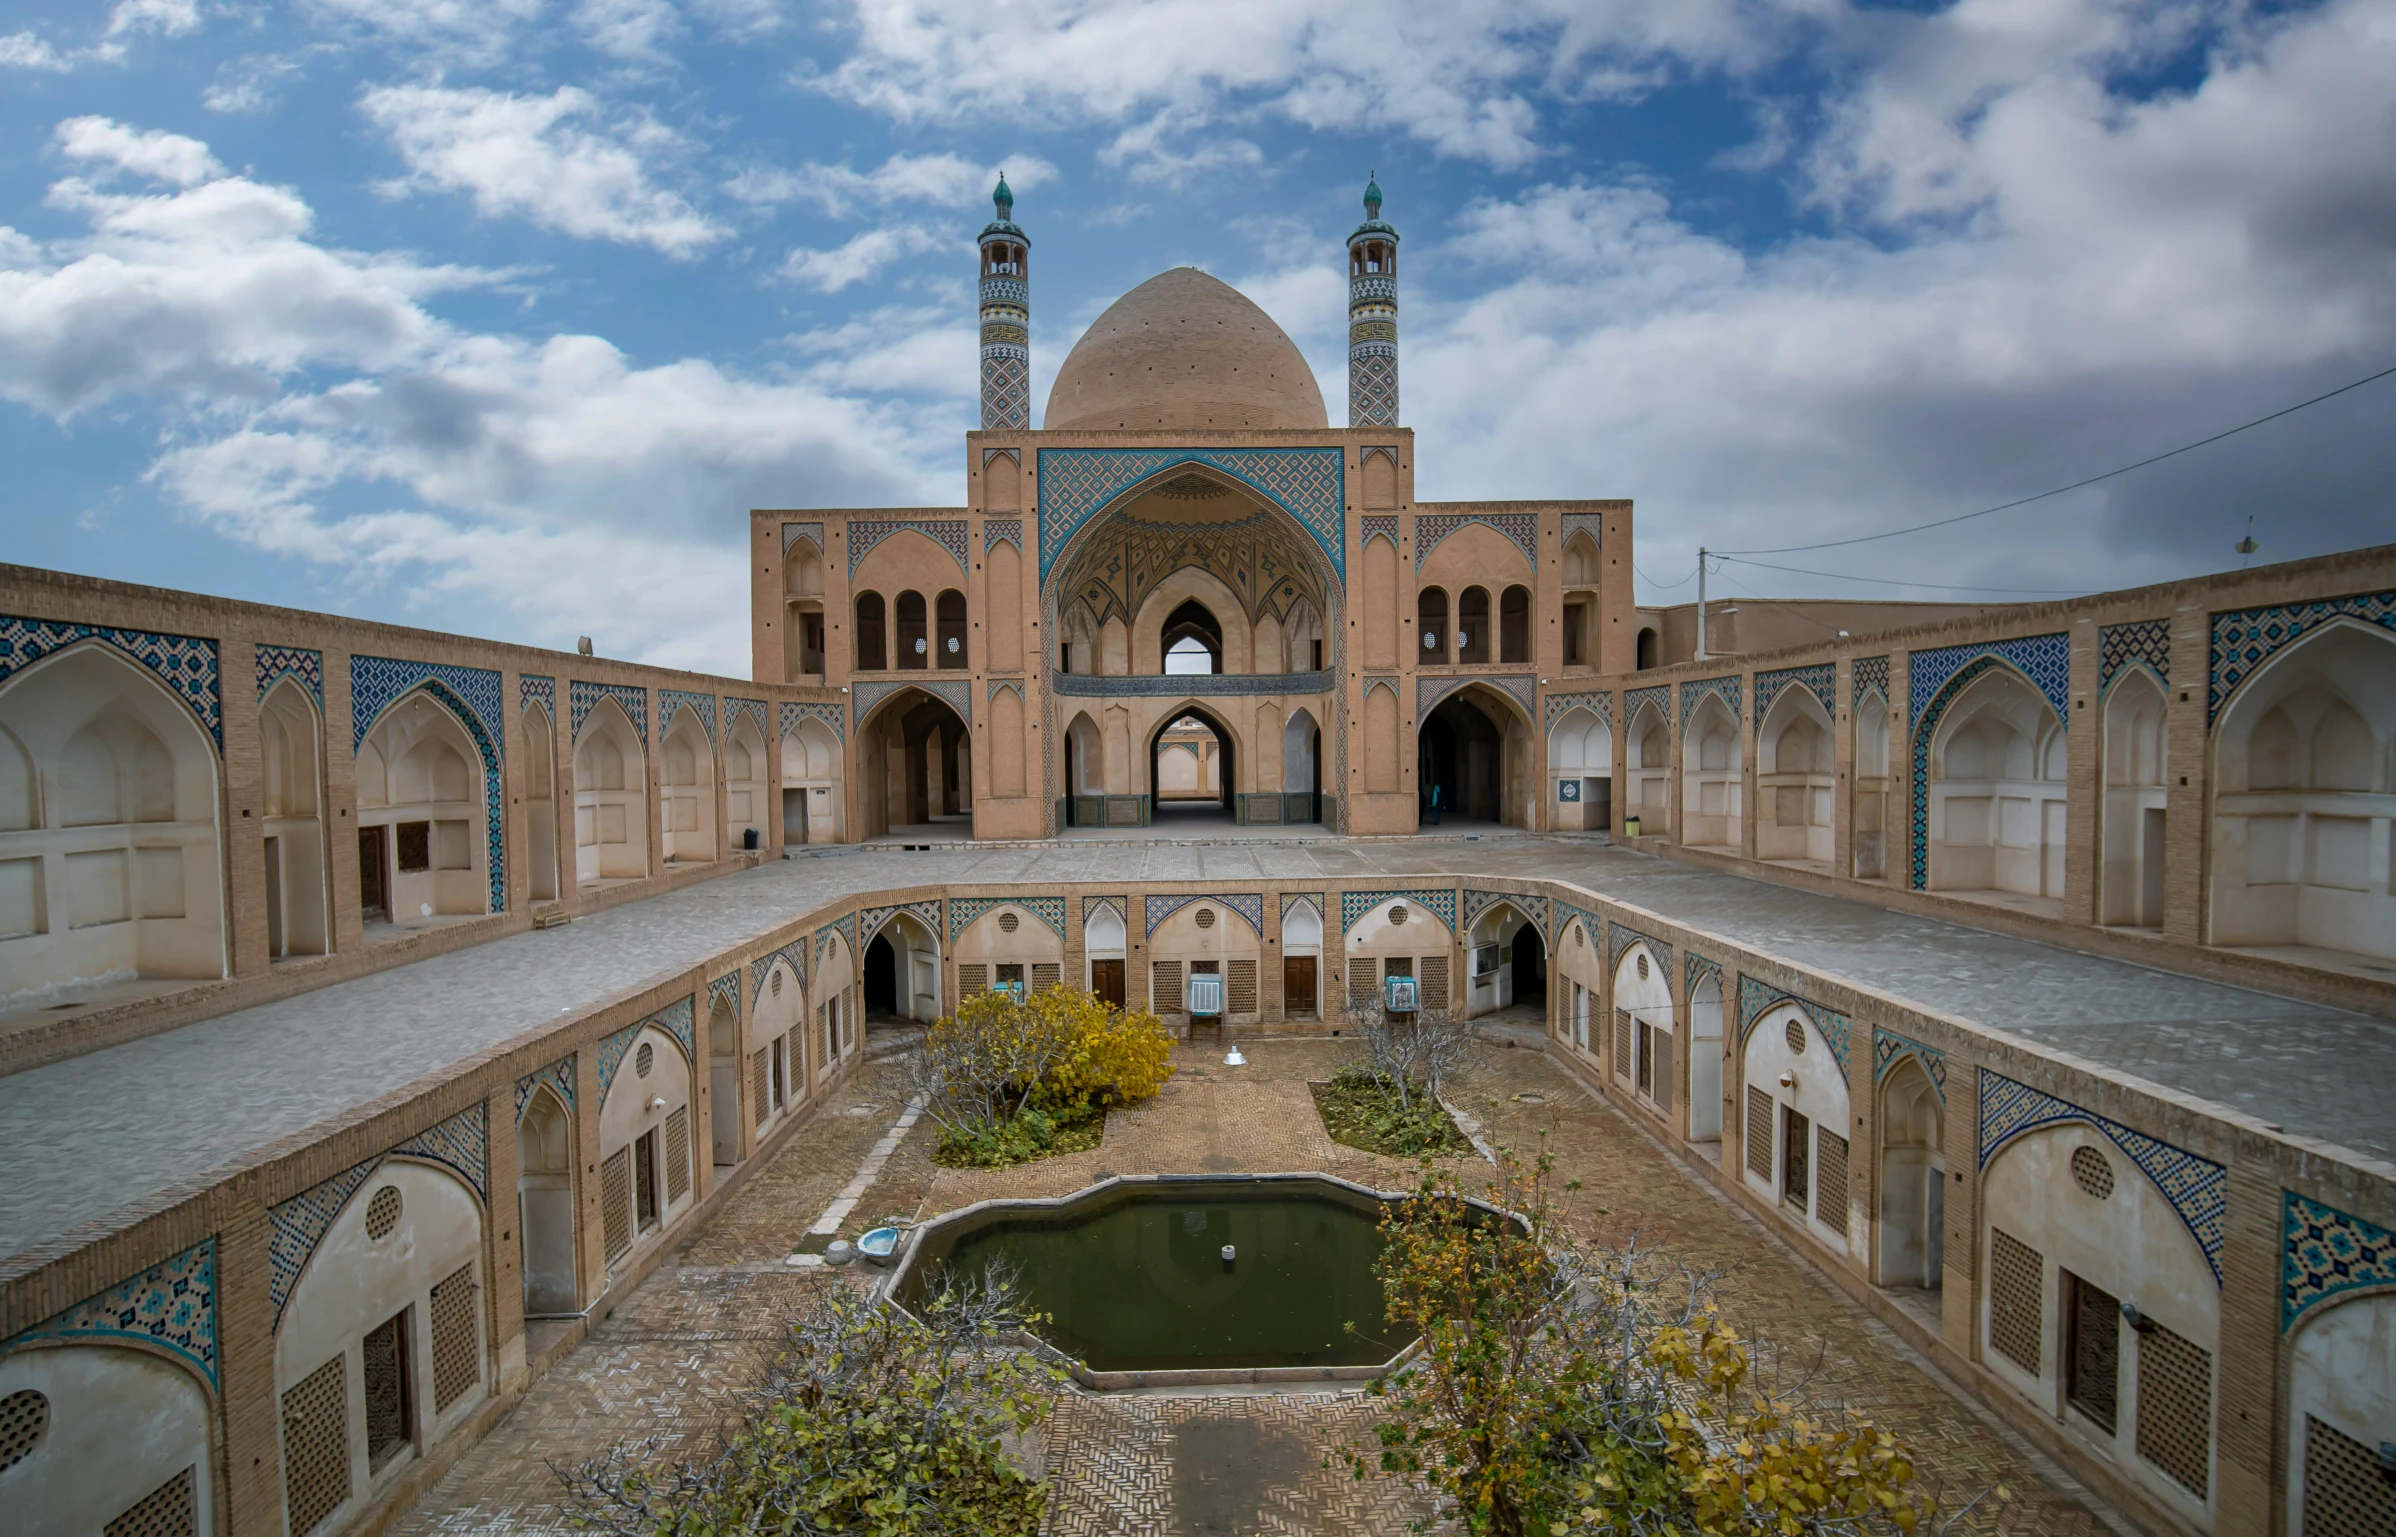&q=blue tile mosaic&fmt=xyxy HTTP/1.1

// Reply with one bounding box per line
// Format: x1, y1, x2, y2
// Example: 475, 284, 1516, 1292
268, 1103, 488, 1328
1852, 656, 1889, 707
1683, 674, 1742, 724
514, 1053, 575, 1121
1419, 673, 1536, 722
659, 689, 717, 746
1360, 514, 1398, 550
1277, 892, 1324, 930
1978, 1071, 2225, 1284
781, 521, 824, 555
780, 699, 845, 744
1872, 1027, 1946, 1104
848, 517, 969, 577
706, 971, 740, 1020
2, 1239, 219, 1389
860, 899, 943, 948
1143, 892, 1264, 937
983, 519, 1022, 553
1737, 974, 1851, 1072
2208, 589, 2396, 724
1414, 511, 1538, 570
255, 644, 324, 708
1755, 664, 1833, 723
1625, 684, 1673, 729
1542, 690, 1611, 733
748, 936, 808, 1006
351, 657, 507, 914
853, 678, 971, 731
1905, 637, 2070, 891
1339, 888, 1457, 936
1083, 894, 1128, 929
815, 911, 860, 968
569, 680, 648, 743
596, 1023, 641, 1104
1606, 921, 1676, 981
948, 895, 1065, 943
1561, 511, 1603, 550
724, 697, 769, 746
1039, 449, 1346, 585
2098, 618, 2171, 695
1557, 779, 1581, 801
1684, 950, 1723, 998
0, 615, 222, 747
520, 674, 555, 719
1462, 888, 1546, 939
2281, 1192, 2396, 1332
